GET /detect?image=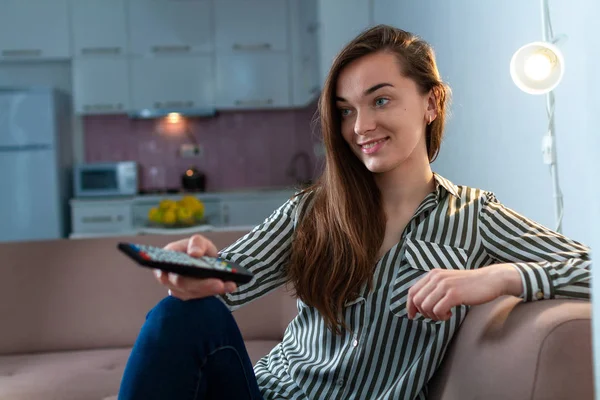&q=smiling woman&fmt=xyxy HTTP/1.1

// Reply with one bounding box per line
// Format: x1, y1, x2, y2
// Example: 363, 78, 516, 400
118, 25, 591, 400
336, 52, 440, 174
